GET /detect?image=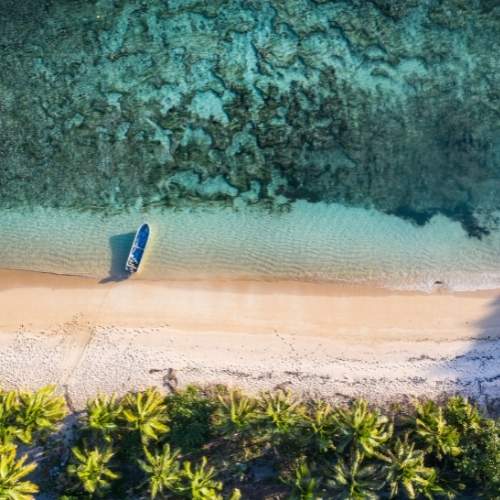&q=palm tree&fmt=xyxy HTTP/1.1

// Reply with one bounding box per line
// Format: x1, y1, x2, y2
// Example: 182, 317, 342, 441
180, 457, 240, 500
138, 444, 181, 499
67, 446, 120, 495
333, 400, 393, 458
164, 385, 214, 452
122, 388, 169, 444
85, 394, 123, 443
257, 390, 306, 440
213, 390, 258, 436
413, 401, 461, 460
0, 391, 21, 445
444, 397, 481, 434
139, 446, 240, 500
0, 444, 38, 500
16, 385, 66, 445
330, 451, 384, 500
289, 460, 322, 500
444, 398, 498, 498
304, 400, 337, 454
384, 435, 445, 499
